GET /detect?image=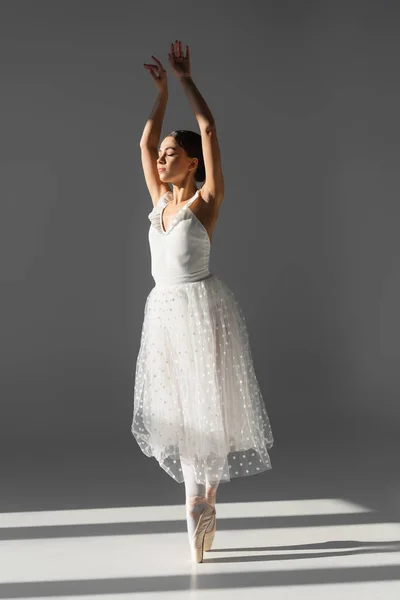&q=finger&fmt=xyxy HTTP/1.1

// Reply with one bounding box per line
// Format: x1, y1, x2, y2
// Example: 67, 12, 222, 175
144, 65, 158, 77
175, 39, 179, 56
144, 66, 157, 79
179, 40, 183, 56
151, 55, 163, 68
186, 45, 190, 60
